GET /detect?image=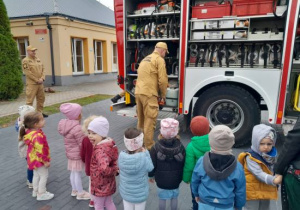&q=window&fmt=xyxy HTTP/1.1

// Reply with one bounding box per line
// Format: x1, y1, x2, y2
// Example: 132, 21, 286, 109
15, 37, 29, 60
112, 43, 118, 72
71, 38, 84, 74
94, 40, 103, 72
